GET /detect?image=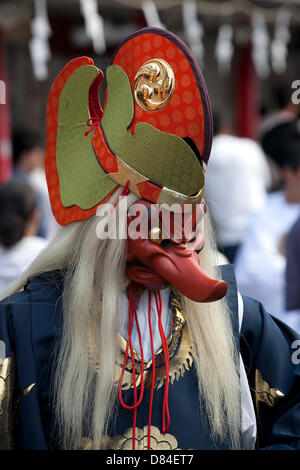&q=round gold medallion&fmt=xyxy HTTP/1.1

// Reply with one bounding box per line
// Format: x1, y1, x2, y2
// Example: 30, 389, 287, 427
133, 58, 175, 112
